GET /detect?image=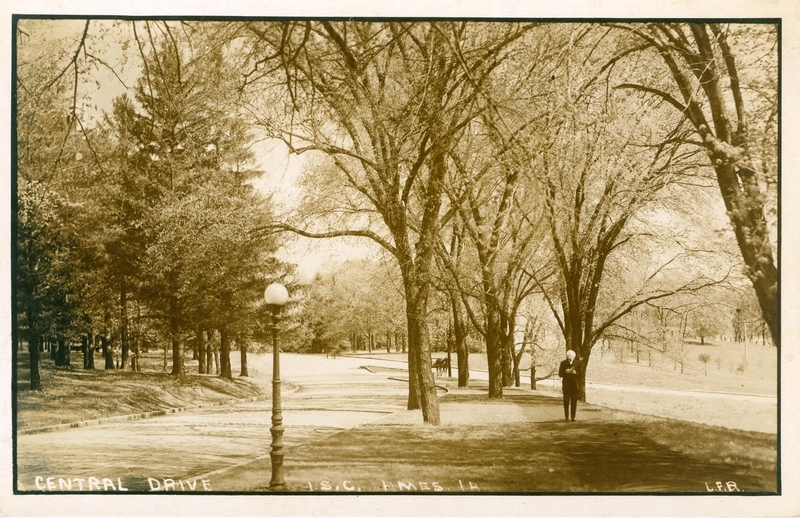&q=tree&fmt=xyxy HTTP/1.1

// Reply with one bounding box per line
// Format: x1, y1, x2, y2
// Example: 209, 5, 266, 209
698, 353, 711, 376
436, 190, 547, 397
431, 25, 570, 396
15, 23, 87, 388
116, 22, 269, 376
16, 181, 73, 387
302, 256, 405, 356
733, 285, 770, 346
525, 317, 563, 390
527, 26, 732, 399
436, 118, 547, 396
239, 21, 534, 424
610, 23, 778, 346
434, 220, 470, 387
690, 305, 724, 345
